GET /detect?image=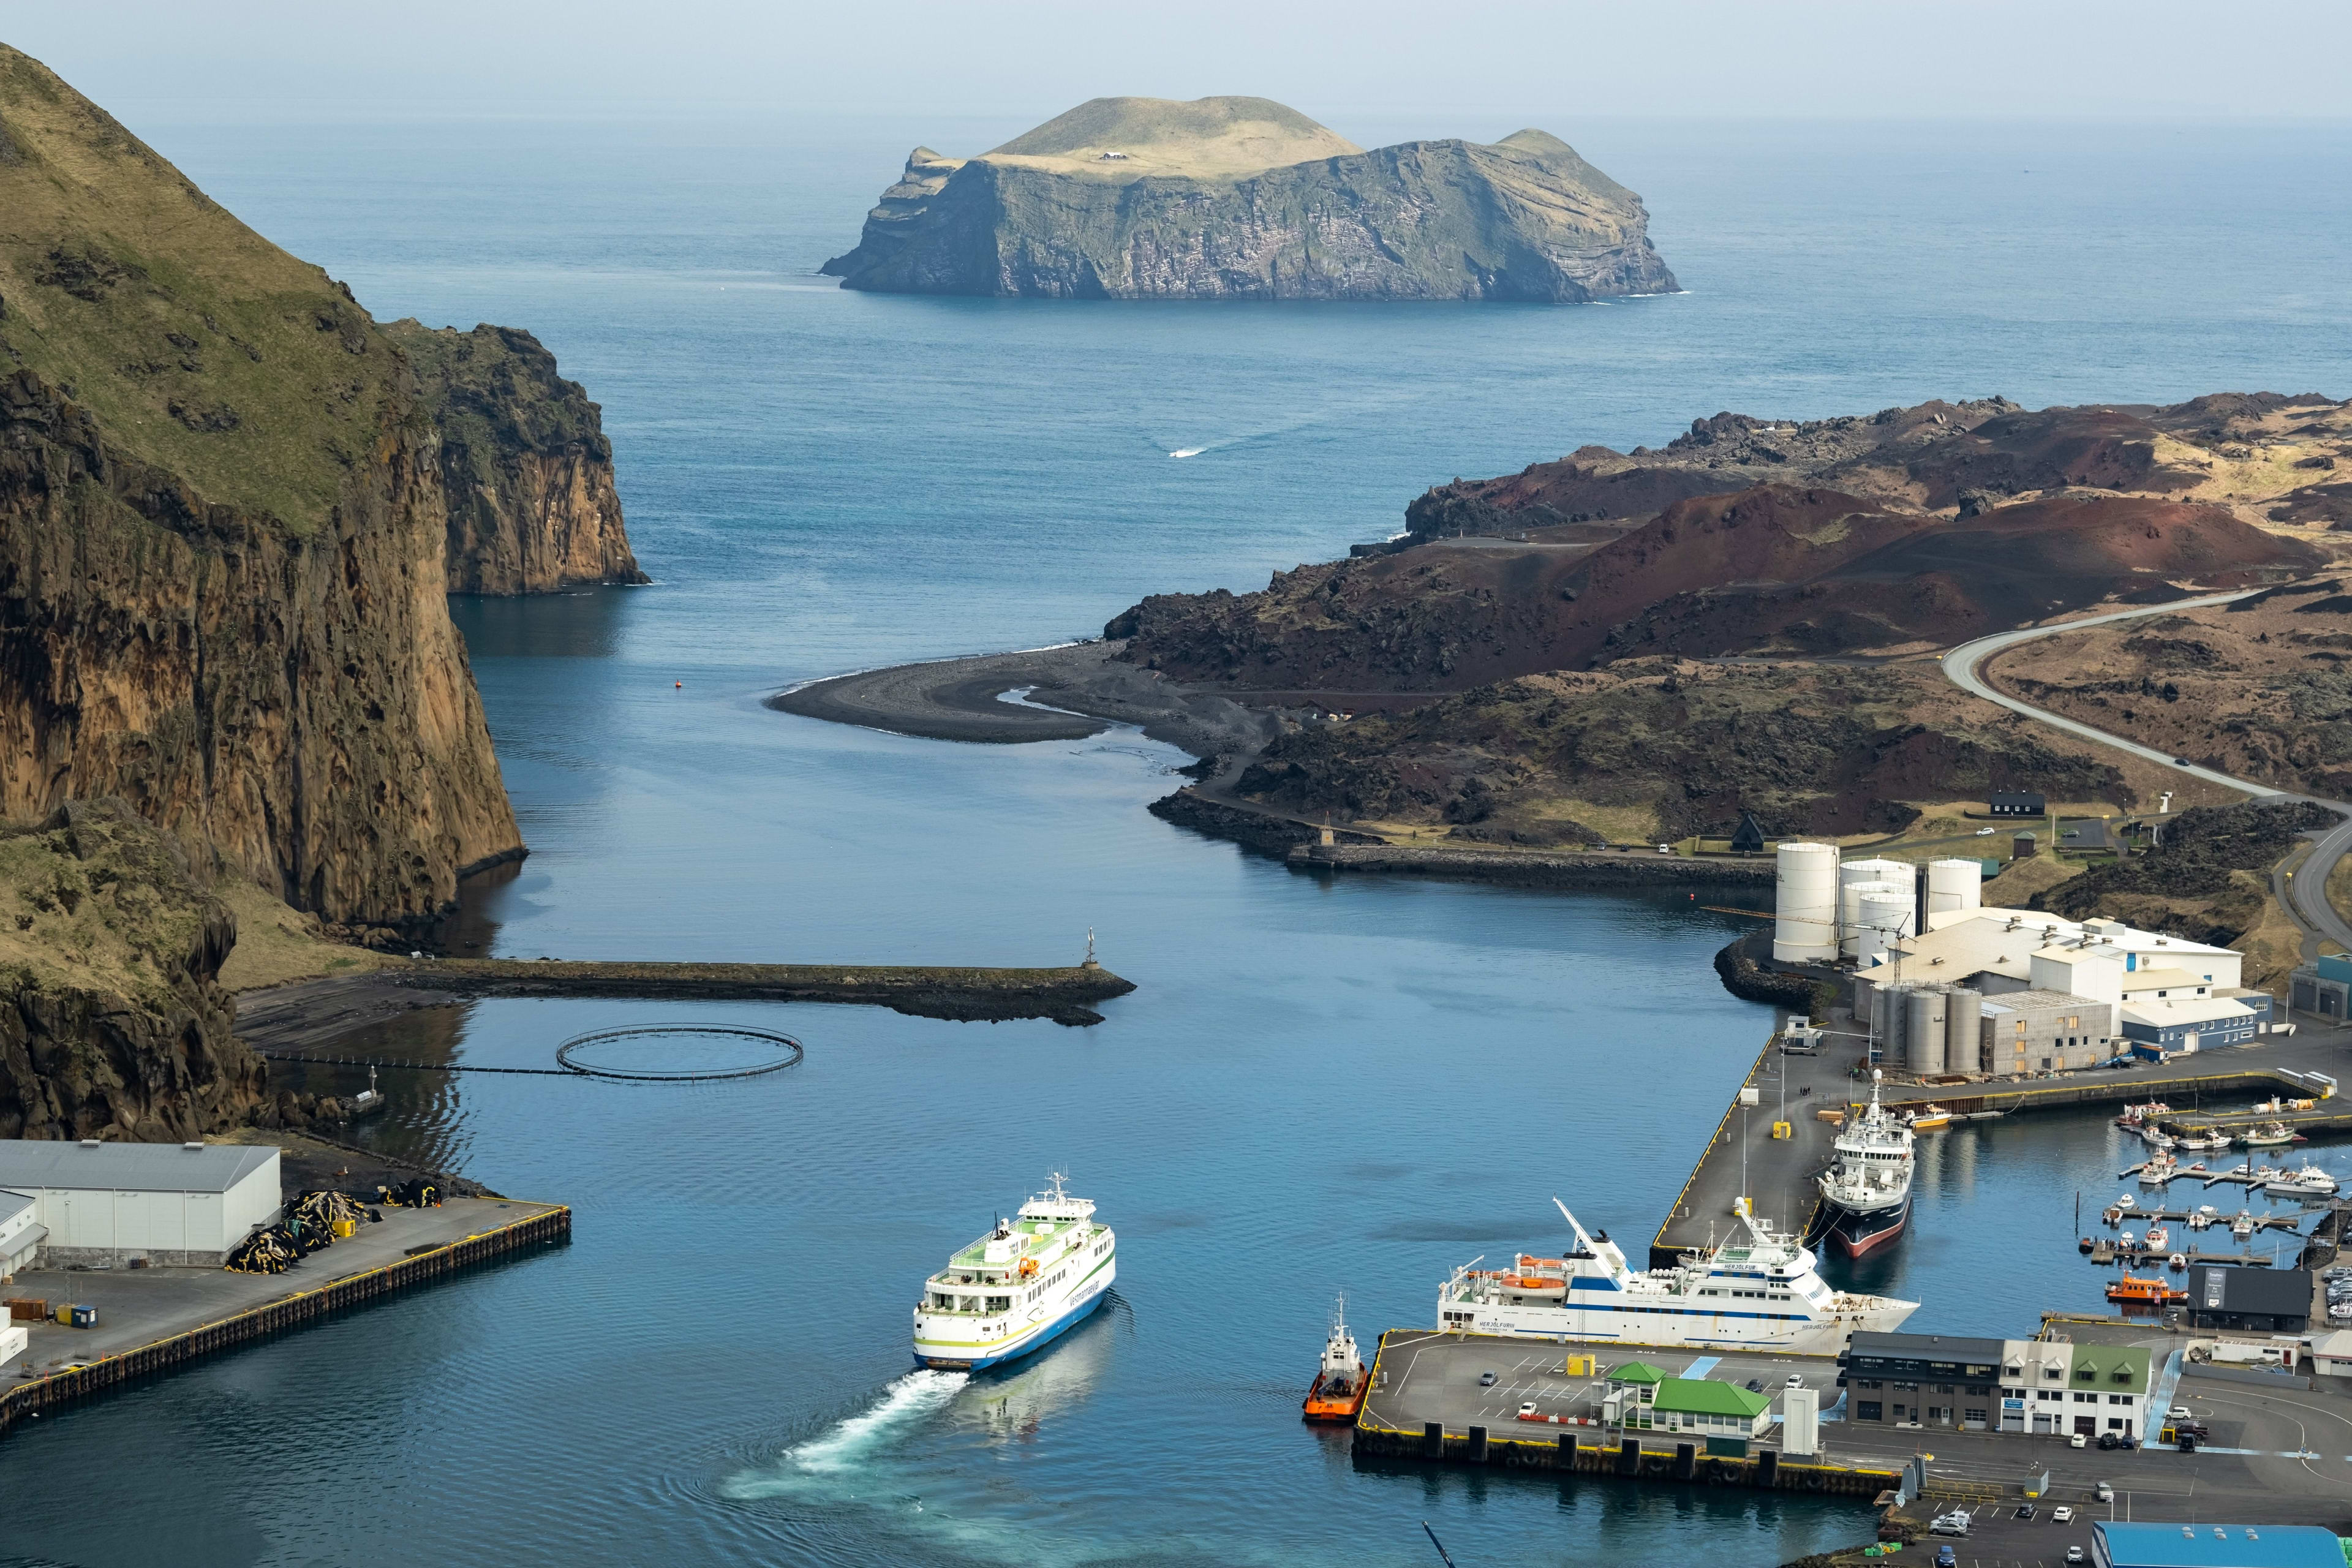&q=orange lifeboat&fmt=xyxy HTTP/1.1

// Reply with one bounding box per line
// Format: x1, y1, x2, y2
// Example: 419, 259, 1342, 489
2106, 1273, 2186, 1306
1017, 1257, 1038, 1278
